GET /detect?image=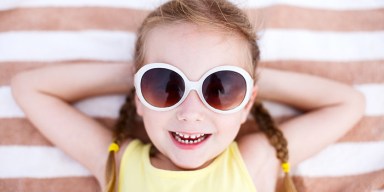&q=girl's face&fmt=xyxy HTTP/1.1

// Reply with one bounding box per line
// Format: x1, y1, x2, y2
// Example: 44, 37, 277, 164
135, 23, 257, 170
